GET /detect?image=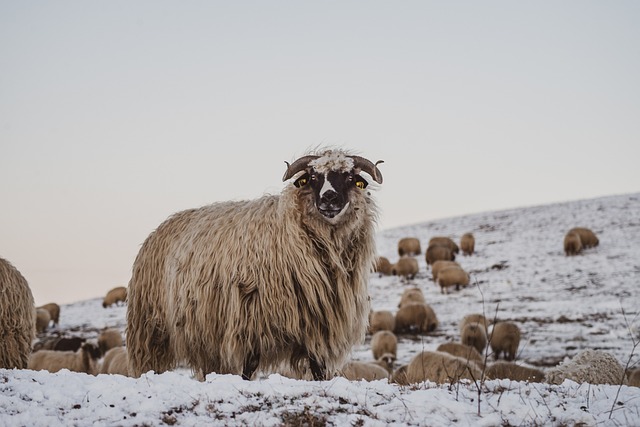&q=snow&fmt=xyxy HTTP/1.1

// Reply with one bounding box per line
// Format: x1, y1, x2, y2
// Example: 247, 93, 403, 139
2, 192, 639, 426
